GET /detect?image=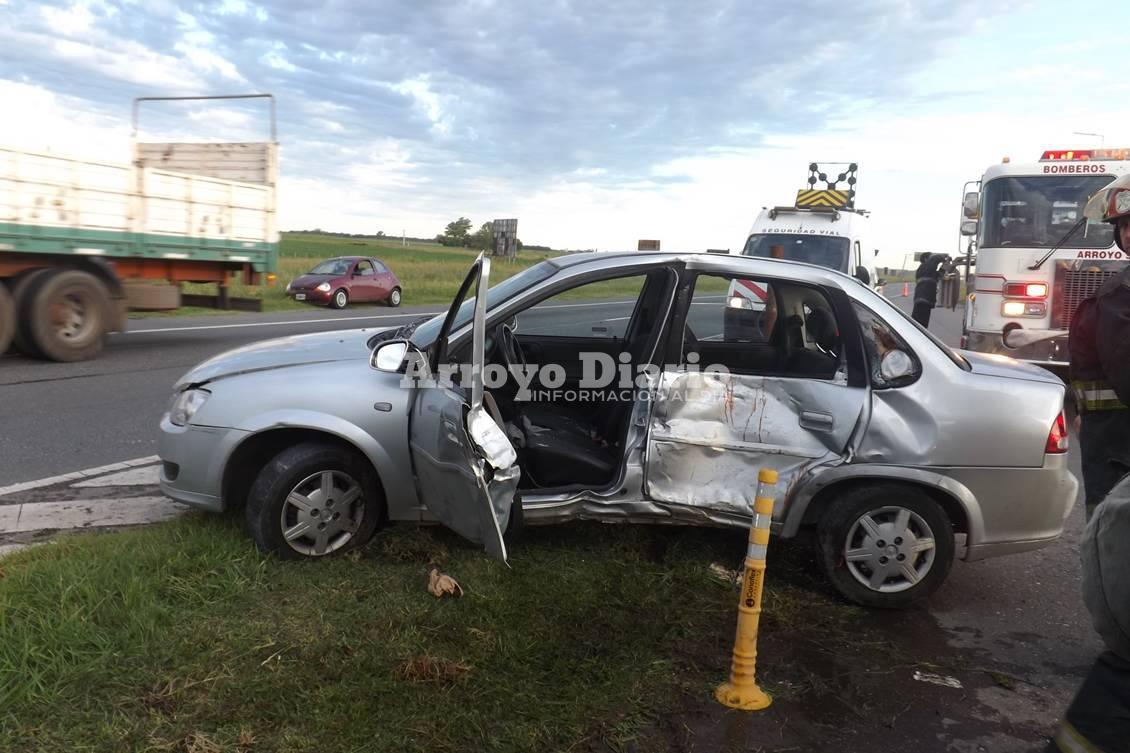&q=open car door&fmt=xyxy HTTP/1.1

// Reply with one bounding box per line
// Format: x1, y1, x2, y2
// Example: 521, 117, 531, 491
408, 254, 520, 562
